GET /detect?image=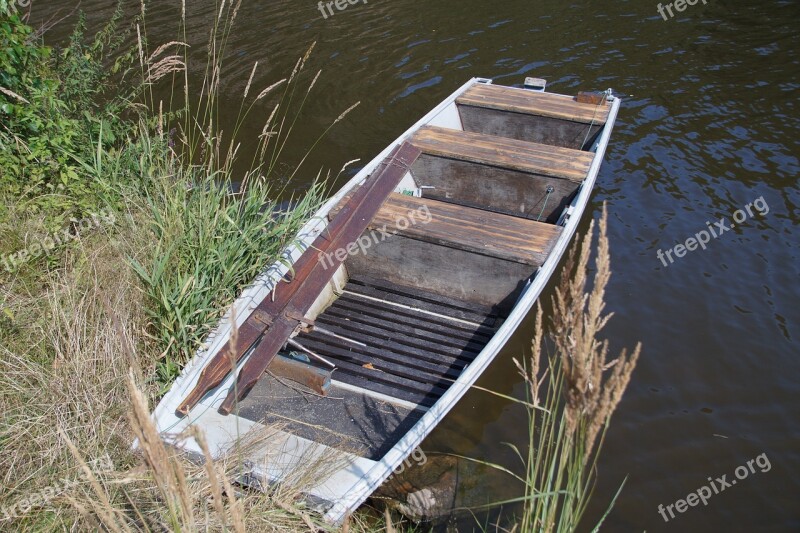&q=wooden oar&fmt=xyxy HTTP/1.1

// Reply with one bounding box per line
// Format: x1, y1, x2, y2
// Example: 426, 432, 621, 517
217, 142, 421, 415
175, 142, 420, 417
